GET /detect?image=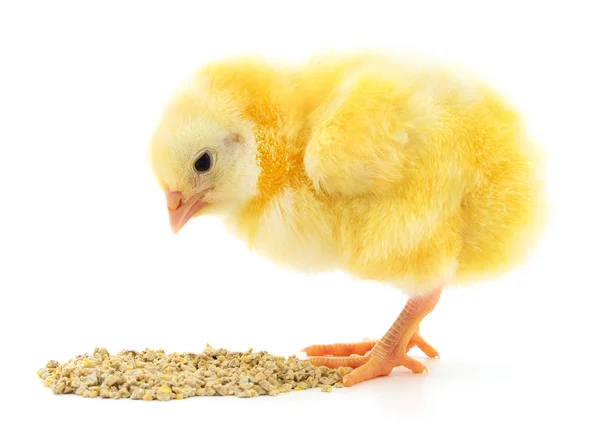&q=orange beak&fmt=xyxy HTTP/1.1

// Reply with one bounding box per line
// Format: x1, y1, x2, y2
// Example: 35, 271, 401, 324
166, 189, 210, 234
